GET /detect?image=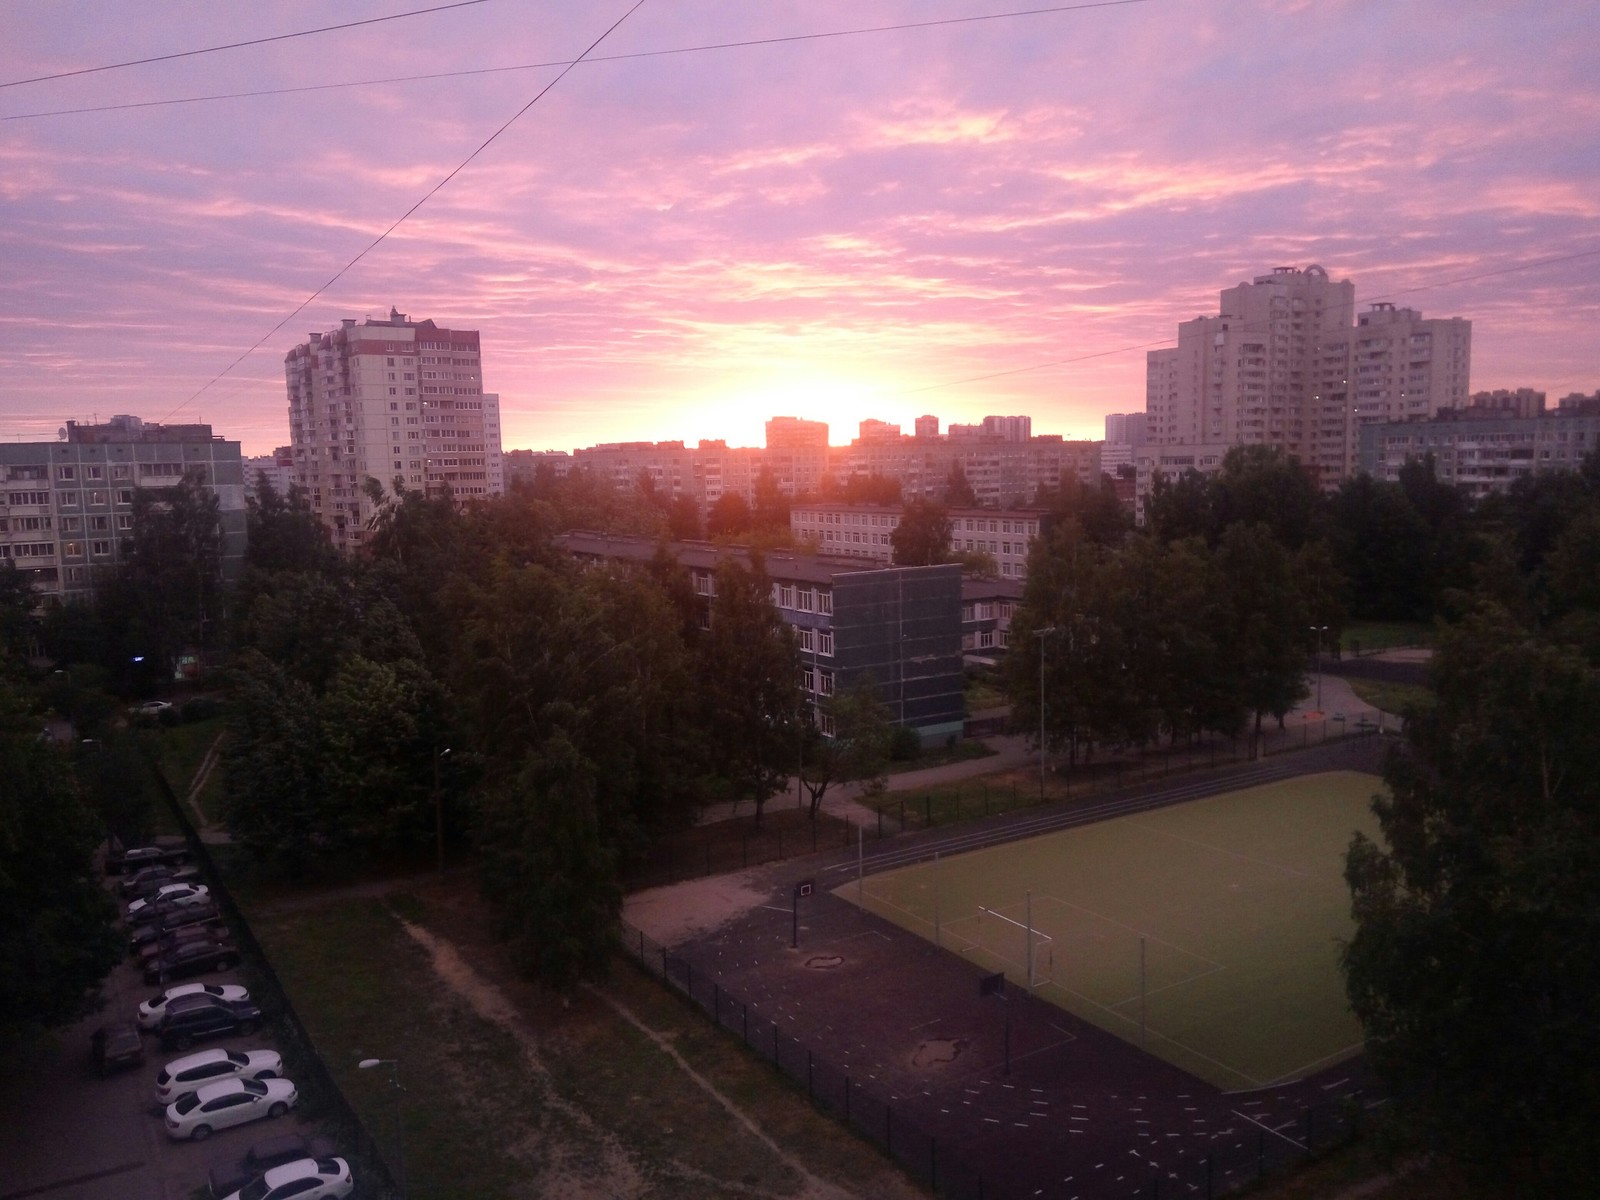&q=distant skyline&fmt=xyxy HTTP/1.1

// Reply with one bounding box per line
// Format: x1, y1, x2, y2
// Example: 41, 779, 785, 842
3, 0, 1597, 456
